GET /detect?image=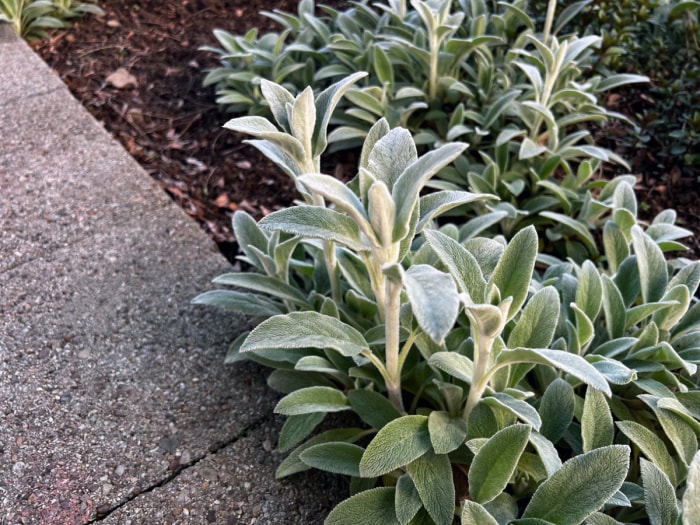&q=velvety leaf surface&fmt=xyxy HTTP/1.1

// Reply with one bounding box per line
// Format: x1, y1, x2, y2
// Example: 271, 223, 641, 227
468, 424, 531, 504
407, 451, 455, 525
360, 416, 432, 477
325, 487, 399, 525
523, 445, 630, 524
